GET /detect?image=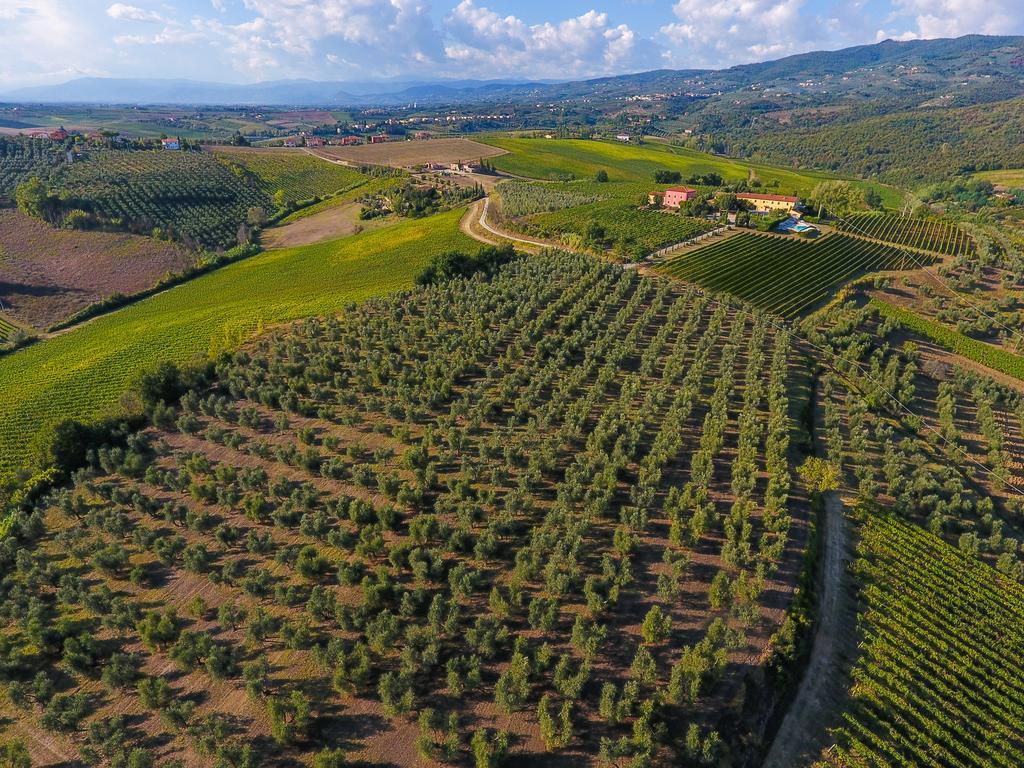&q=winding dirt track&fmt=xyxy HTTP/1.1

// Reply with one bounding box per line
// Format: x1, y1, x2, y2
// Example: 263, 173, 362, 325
764, 411, 859, 768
